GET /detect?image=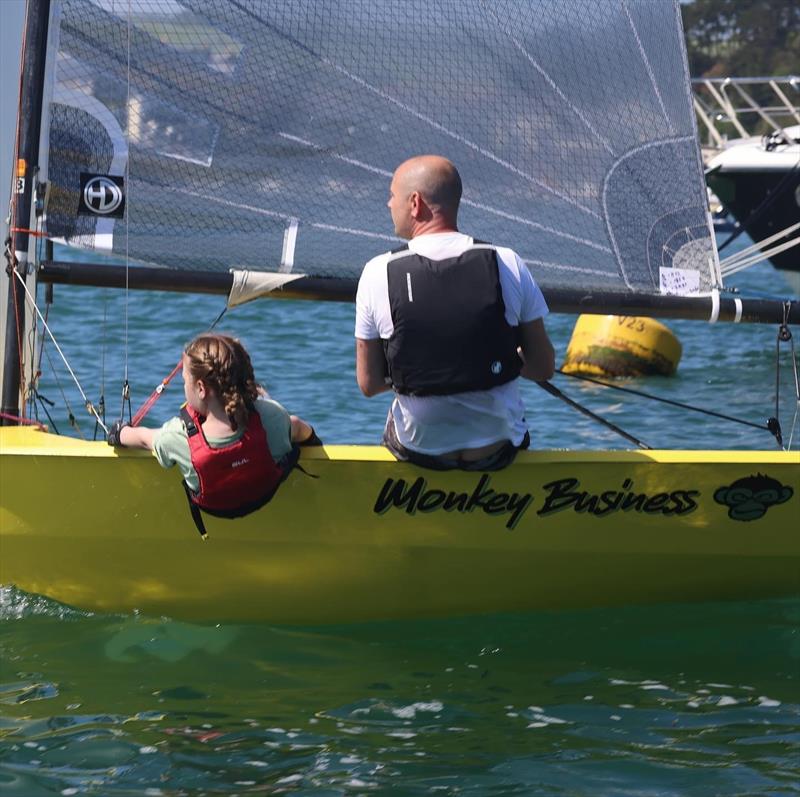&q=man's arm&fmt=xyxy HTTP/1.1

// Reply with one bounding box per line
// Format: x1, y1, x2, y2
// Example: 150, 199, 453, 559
517, 318, 555, 382
356, 338, 392, 397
